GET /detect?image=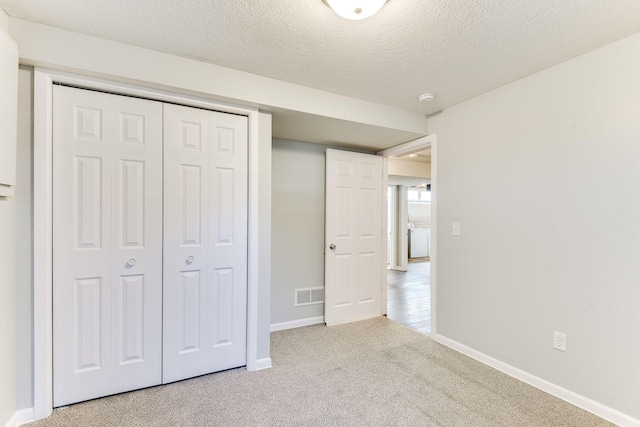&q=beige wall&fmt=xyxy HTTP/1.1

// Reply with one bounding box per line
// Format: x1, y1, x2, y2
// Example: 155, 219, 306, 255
430, 32, 640, 420
388, 158, 431, 179
0, 6, 7, 30
15, 66, 34, 410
